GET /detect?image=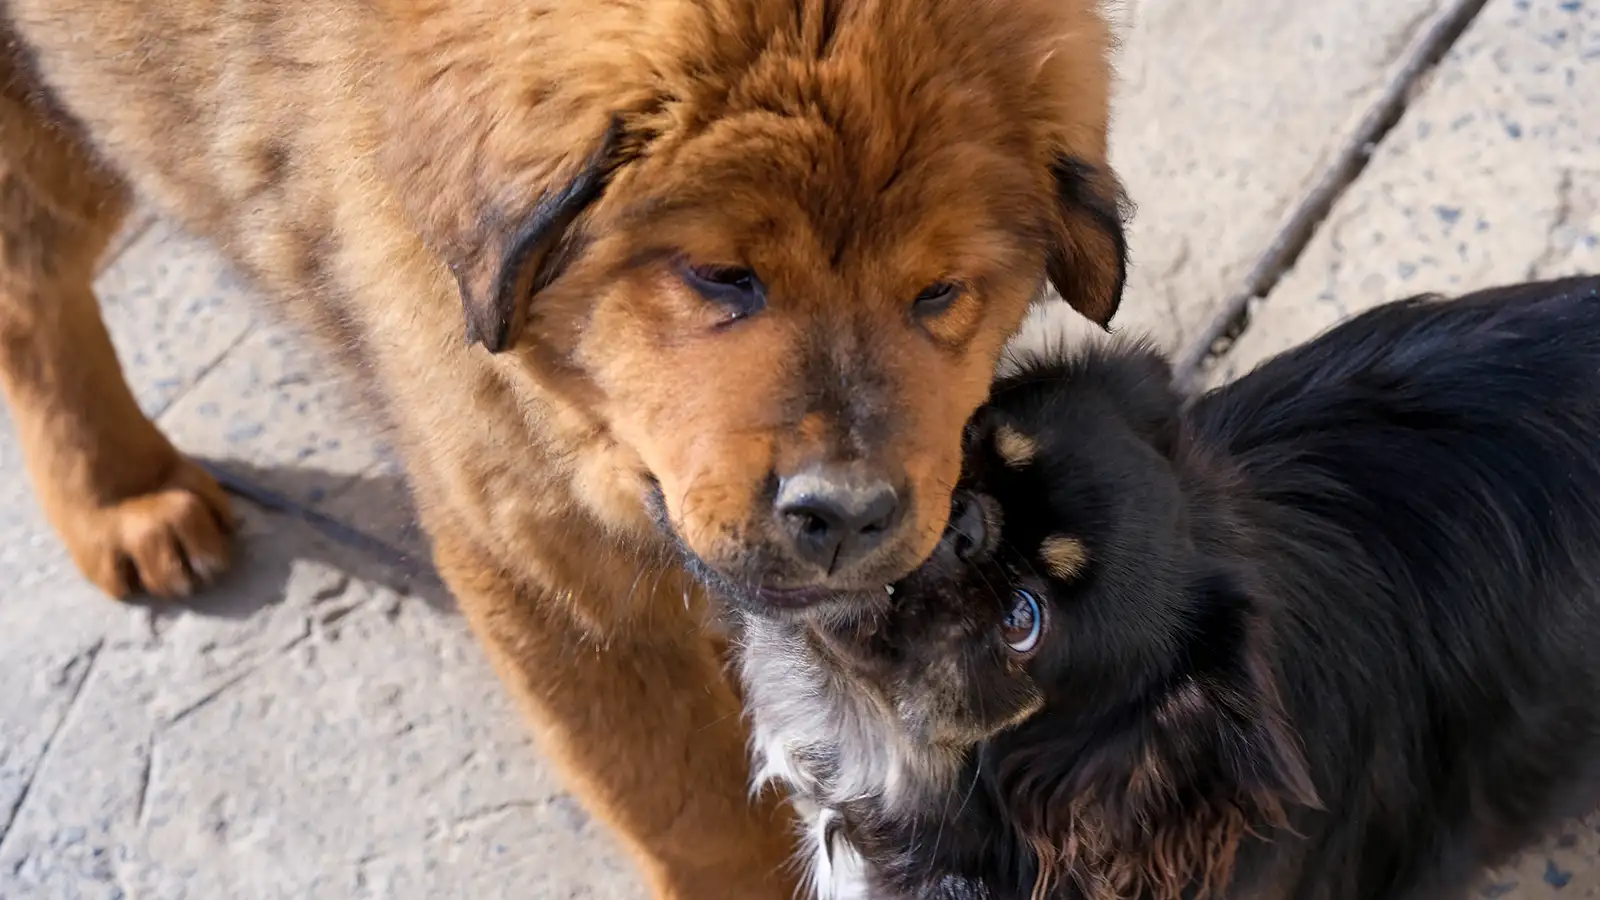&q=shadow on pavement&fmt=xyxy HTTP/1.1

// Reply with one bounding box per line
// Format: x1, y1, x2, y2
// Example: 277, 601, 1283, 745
121, 457, 459, 624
